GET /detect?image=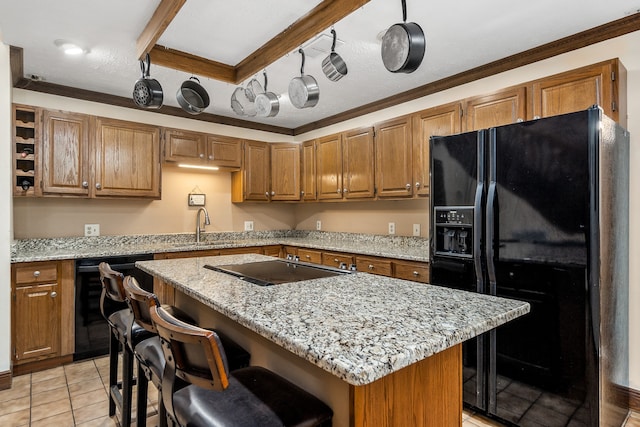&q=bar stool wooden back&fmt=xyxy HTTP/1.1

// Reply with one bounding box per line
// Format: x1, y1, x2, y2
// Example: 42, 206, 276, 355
150, 304, 333, 427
